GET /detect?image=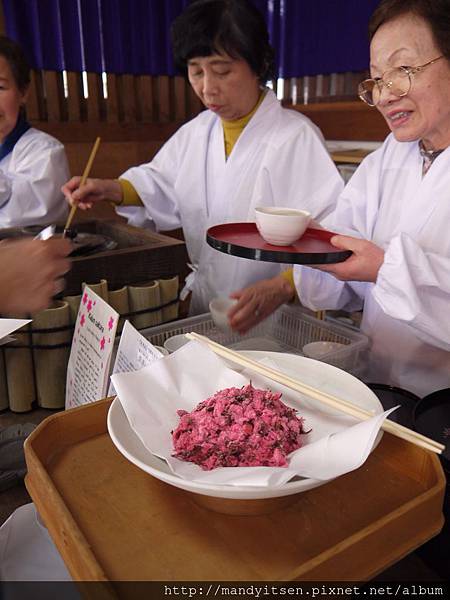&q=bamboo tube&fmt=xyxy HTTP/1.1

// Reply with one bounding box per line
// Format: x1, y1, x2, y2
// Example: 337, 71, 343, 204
158, 276, 179, 323
4, 322, 36, 412
128, 281, 162, 330
32, 301, 71, 409
0, 348, 9, 410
